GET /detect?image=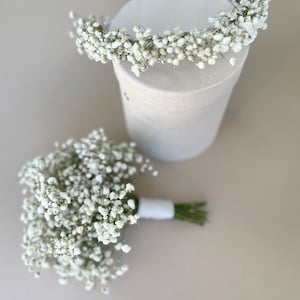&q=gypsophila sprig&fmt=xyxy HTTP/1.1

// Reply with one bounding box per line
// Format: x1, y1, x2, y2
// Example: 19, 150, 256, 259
69, 0, 270, 76
19, 128, 154, 294
19, 128, 208, 295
